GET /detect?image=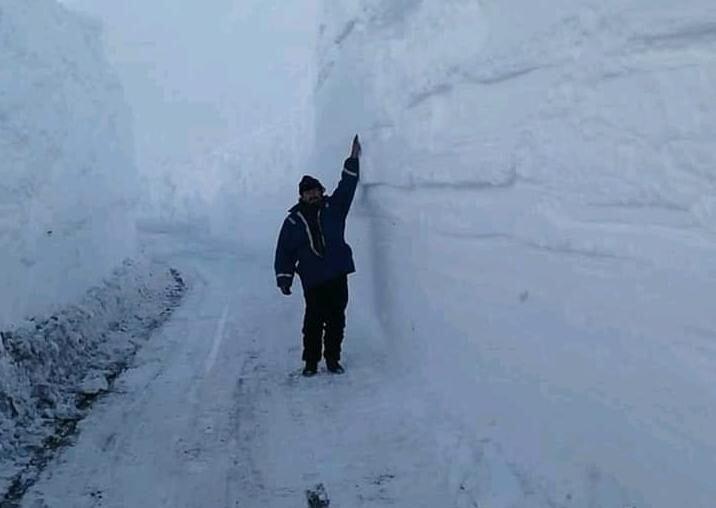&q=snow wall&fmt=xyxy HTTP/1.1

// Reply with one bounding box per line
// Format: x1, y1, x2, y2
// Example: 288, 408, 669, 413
314, 1, 716, 506
0, 0, 138, 327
